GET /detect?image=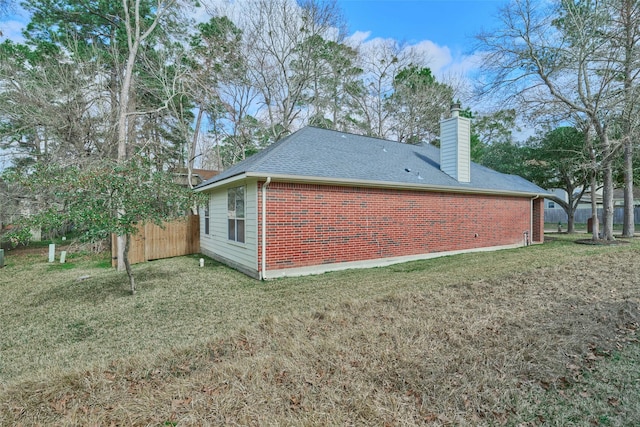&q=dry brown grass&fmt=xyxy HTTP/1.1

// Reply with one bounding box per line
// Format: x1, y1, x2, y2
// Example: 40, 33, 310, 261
1, 236, 639, 425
